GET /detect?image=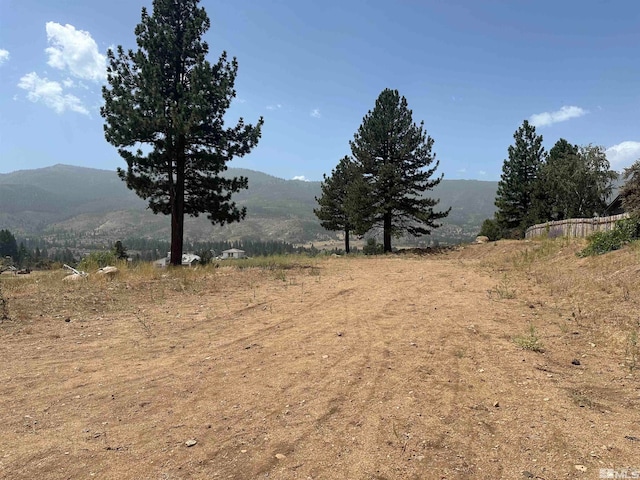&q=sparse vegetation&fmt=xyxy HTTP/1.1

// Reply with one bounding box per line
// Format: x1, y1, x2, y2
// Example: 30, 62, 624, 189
570, 390, 595, 408
578, 217, 640, 256
625, 329, 639, 373
220, 254, 316, 271
488, 275, 516, 299
514, 324, 545, 352
0, 283, 9, 322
